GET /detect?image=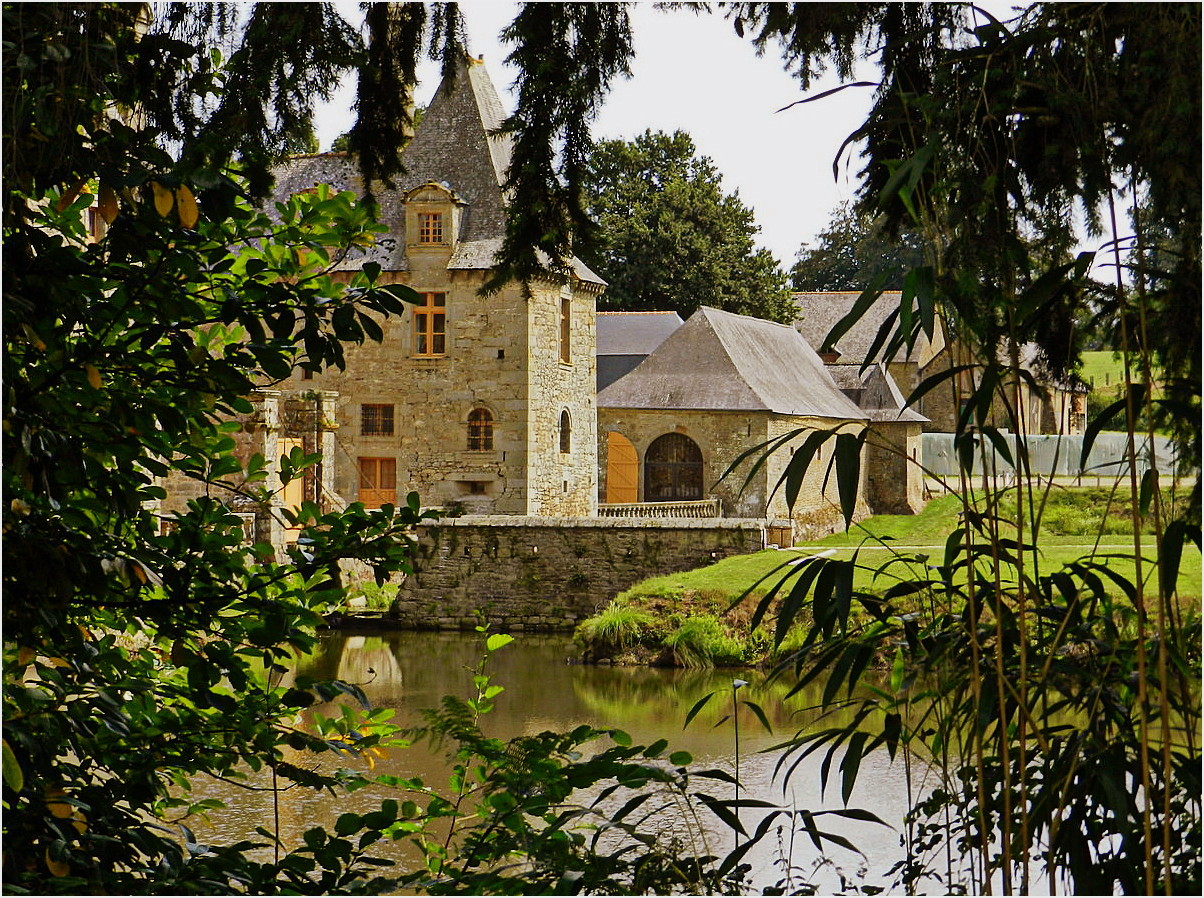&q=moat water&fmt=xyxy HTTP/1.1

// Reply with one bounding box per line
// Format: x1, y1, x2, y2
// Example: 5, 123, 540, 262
190, 631, 925, 892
